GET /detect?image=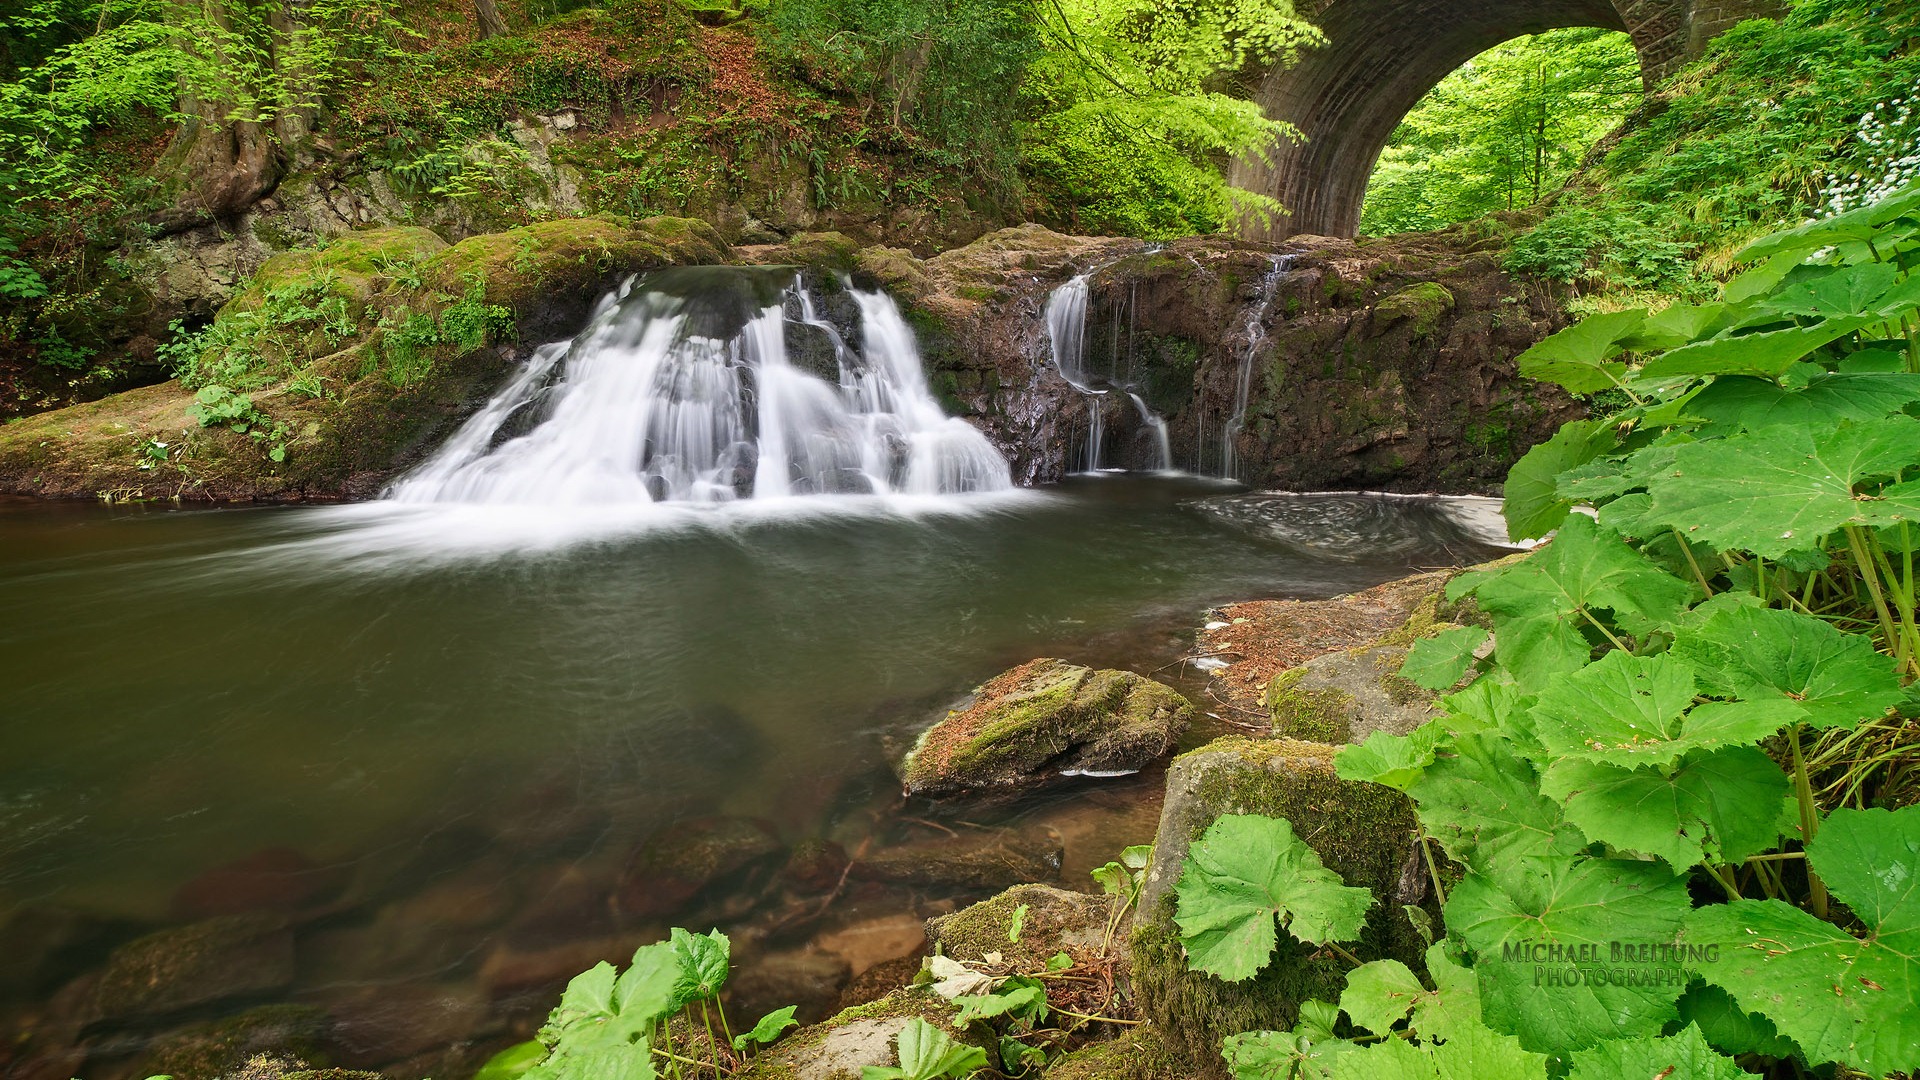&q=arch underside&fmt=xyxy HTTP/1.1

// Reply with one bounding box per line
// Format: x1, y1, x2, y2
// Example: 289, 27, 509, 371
1231, 0, 1694, 240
